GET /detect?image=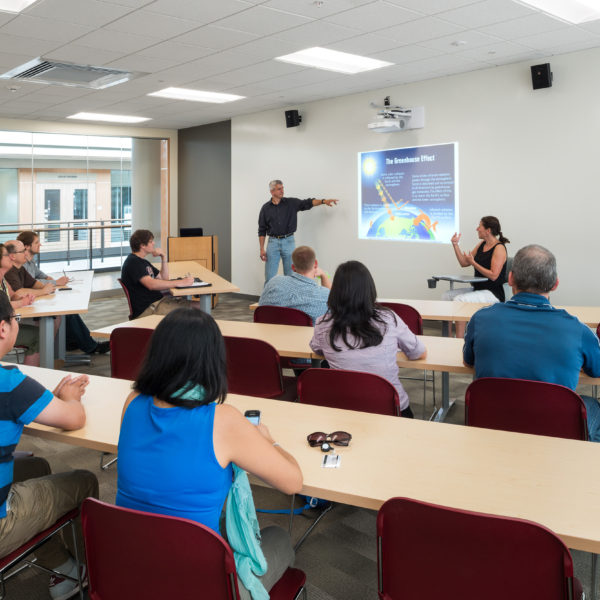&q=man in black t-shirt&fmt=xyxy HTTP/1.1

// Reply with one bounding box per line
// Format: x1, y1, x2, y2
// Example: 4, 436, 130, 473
121, 230, 194, 319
